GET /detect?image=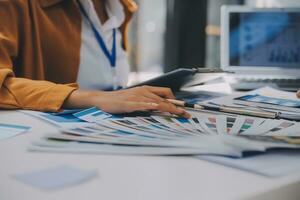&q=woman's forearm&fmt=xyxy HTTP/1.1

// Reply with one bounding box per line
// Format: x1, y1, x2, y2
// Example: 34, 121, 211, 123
63, 89, 102, 109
